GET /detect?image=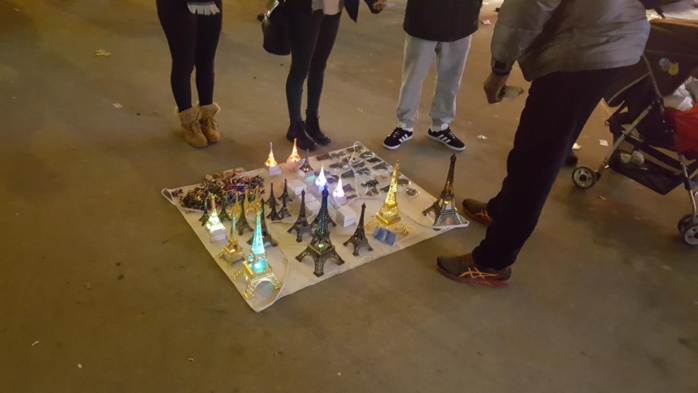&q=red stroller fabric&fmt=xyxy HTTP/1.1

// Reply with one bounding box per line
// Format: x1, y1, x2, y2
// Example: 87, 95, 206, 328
666, 103, 698, 159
